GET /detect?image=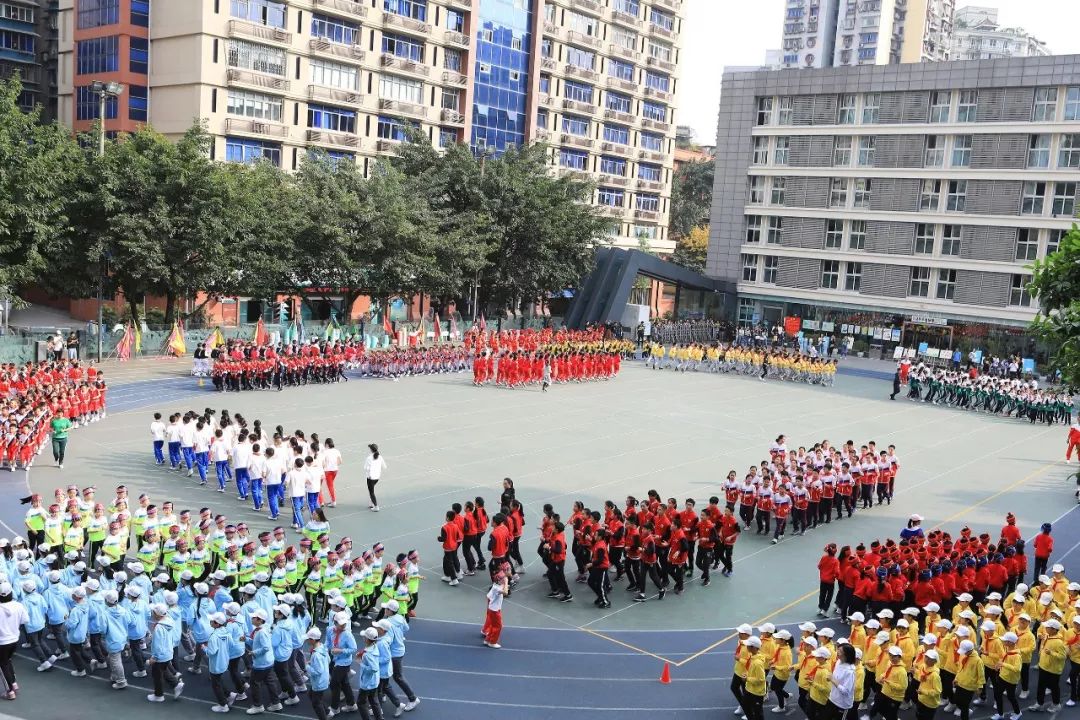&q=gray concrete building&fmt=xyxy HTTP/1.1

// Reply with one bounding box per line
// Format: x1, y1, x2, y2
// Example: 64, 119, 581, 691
707, 54, 1080, 350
